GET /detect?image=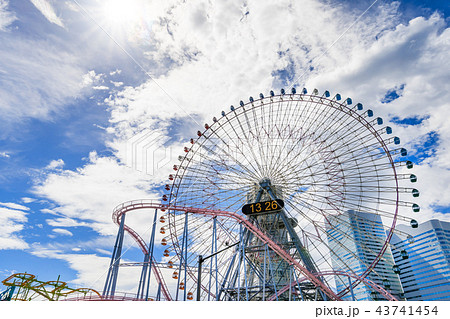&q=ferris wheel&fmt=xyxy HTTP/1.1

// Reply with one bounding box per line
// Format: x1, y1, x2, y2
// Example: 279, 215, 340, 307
161, 88, 420, 301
